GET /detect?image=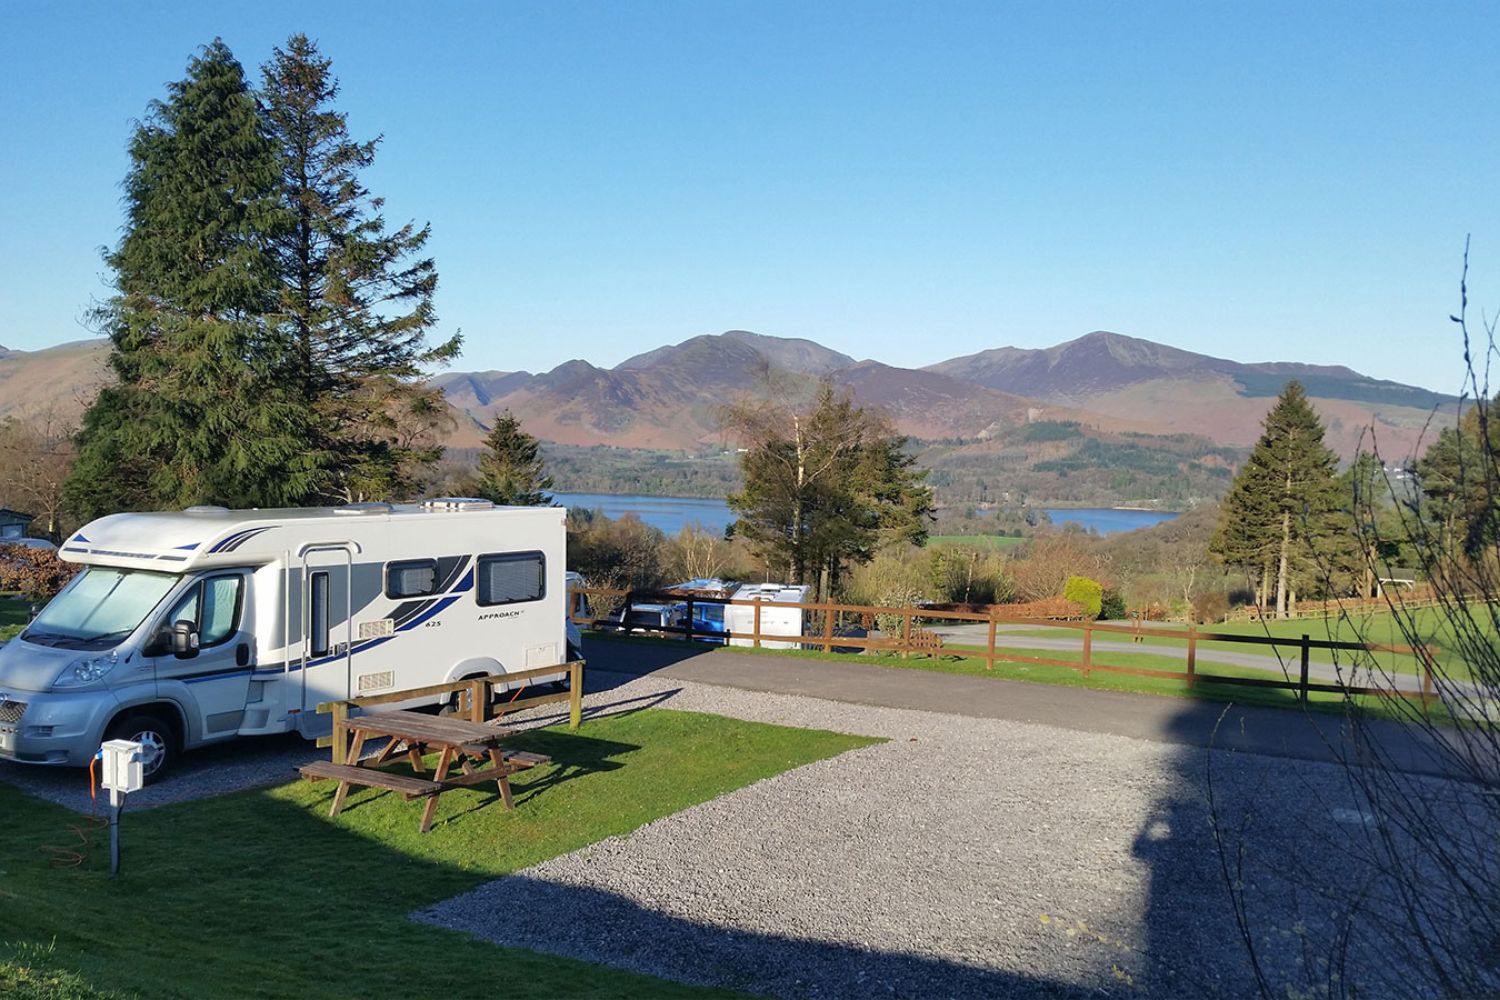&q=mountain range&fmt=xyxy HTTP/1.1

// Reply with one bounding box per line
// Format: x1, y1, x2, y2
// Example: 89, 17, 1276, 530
0, 330, 1456, 462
